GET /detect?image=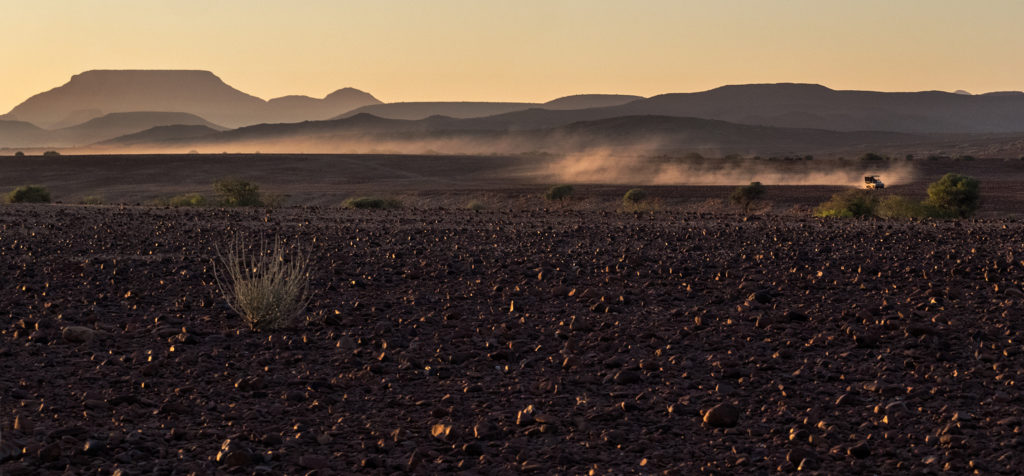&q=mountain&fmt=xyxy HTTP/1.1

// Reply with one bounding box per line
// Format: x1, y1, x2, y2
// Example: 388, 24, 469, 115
2, 70, 381, 129
99, 124, 221, 146
601, 84, 1024, 134
0, 111, 224, 148
0, 120, 50, 148
336, 102, 537, 121
265, 88, 382, 123
51, 111, 224, 146
97, 112, 931, 156
541, 94, 642, 110
334, 94, 645, 121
